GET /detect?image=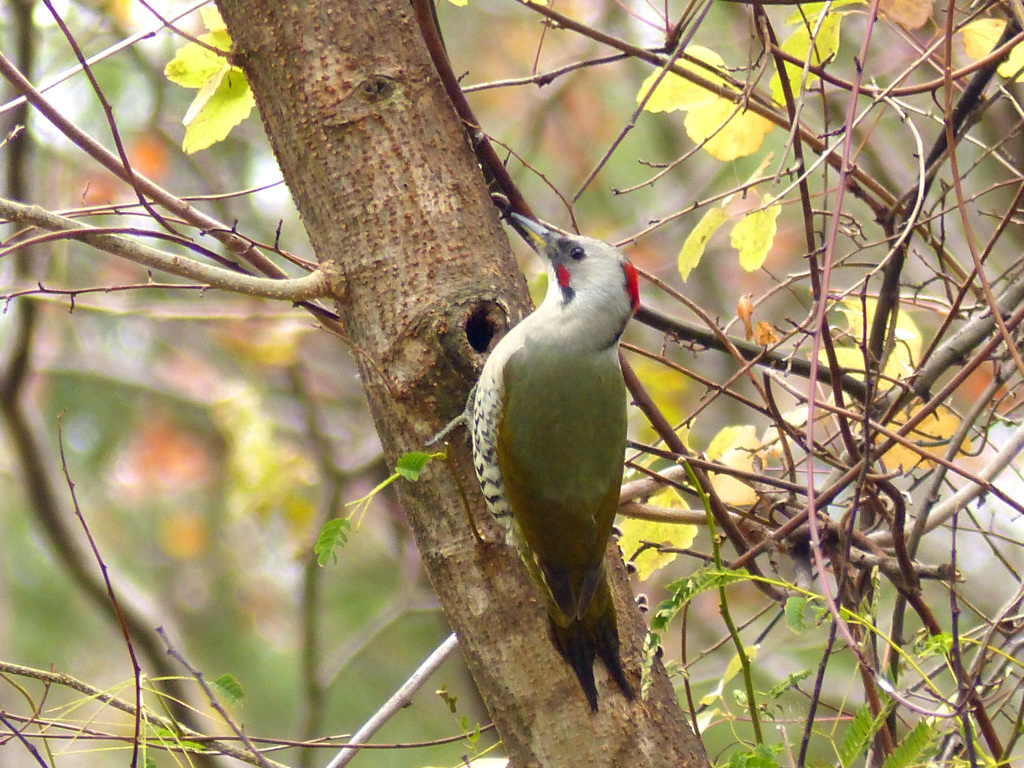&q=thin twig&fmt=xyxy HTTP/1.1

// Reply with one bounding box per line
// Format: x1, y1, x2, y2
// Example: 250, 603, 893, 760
56, 414, 143, 768
157, 628, 277, 768
324, 633, 461, 768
